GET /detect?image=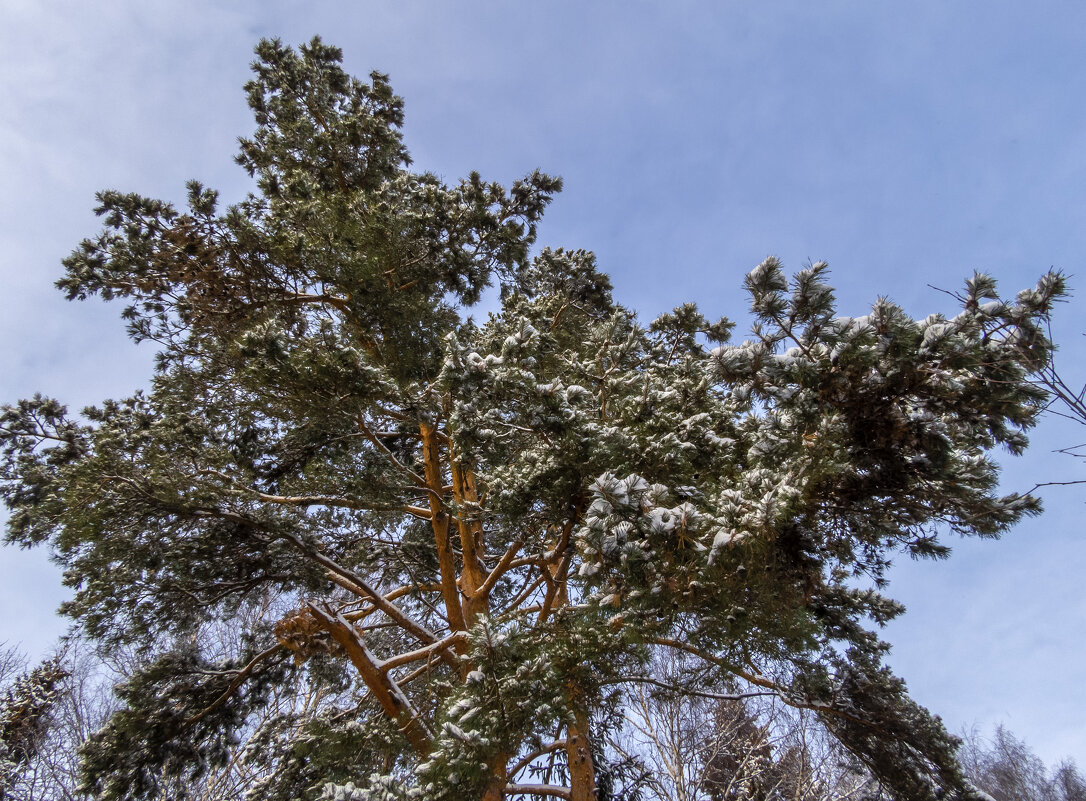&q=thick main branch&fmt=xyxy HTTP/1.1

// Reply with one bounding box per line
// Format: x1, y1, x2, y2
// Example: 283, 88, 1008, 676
308, 604, 433, 755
